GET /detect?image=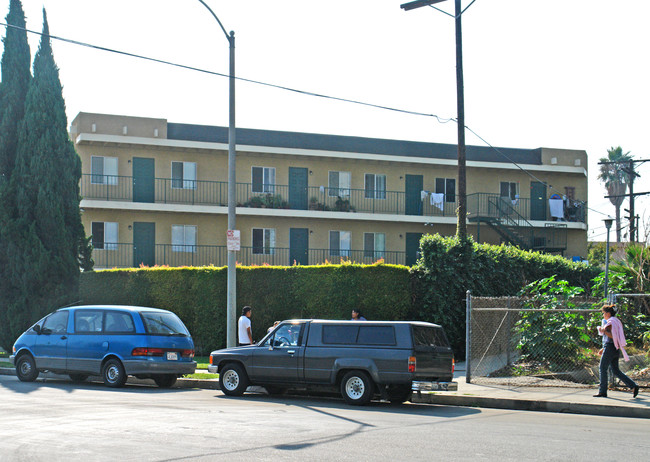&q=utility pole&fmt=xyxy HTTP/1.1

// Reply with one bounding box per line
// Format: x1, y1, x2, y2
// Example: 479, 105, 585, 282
600, 158, 649, 243
401, 0, 469, 240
